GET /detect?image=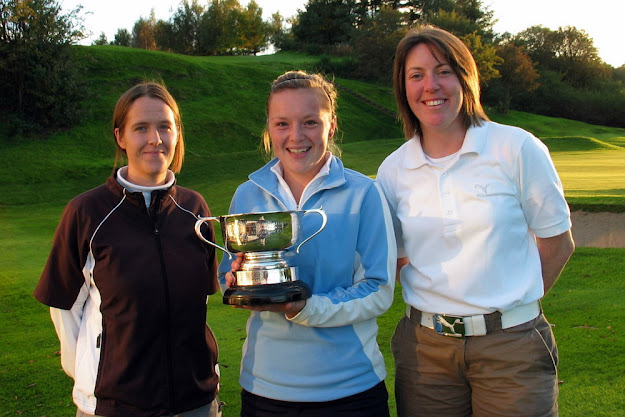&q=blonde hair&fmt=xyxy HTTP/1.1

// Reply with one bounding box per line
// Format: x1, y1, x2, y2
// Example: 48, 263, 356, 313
112, 82, 185, 173
393, 25, 489, 139
262, 70, 340, 158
